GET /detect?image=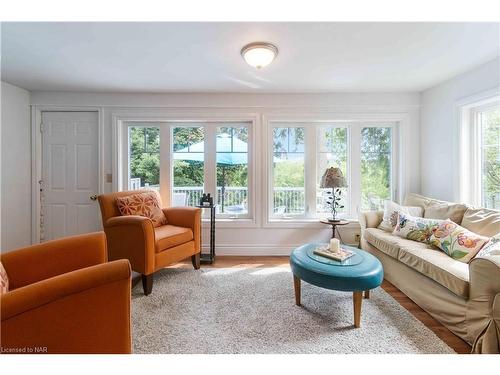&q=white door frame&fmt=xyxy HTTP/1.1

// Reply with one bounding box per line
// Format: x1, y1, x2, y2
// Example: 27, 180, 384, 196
31, 106, 104, 243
